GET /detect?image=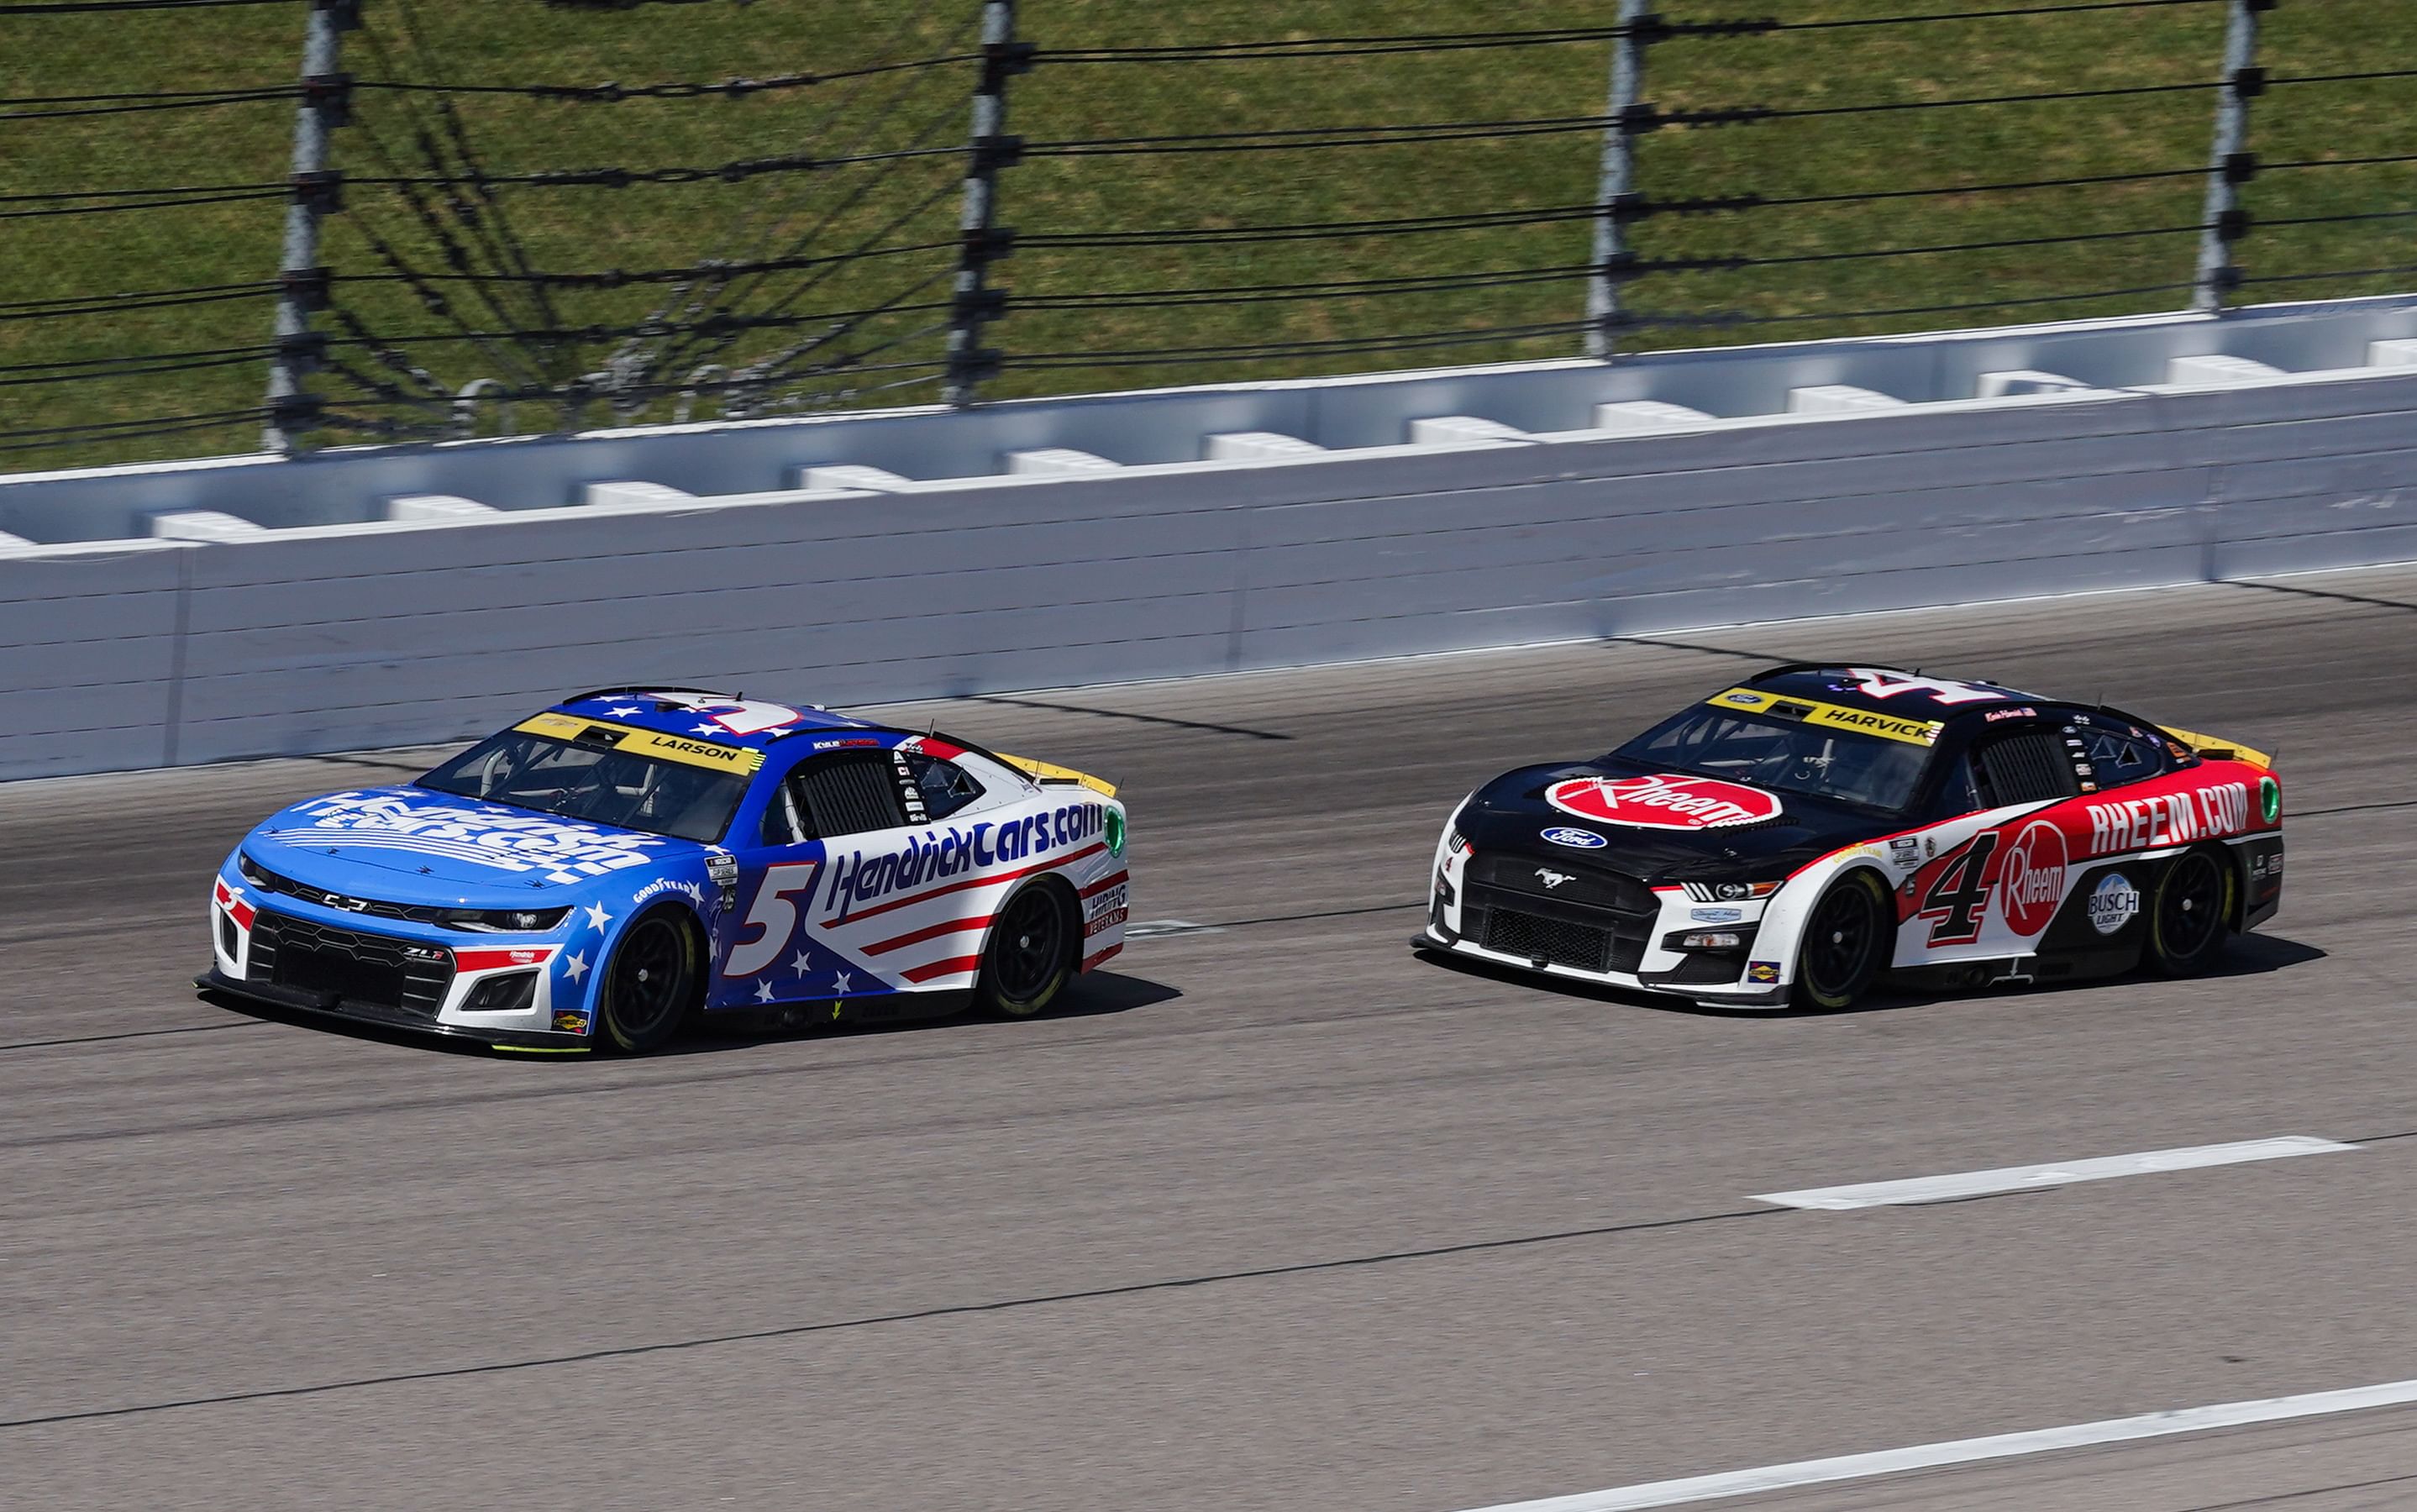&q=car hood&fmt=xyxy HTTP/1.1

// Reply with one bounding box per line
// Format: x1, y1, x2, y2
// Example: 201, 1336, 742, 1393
1458, 760, 1894, 881
240, 785, 704, 907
